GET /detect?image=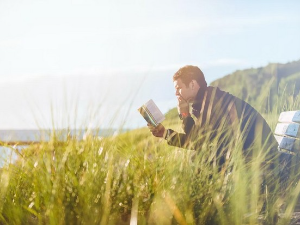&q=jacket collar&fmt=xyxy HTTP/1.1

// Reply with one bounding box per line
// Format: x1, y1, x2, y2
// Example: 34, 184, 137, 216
192, 86, 208, 117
